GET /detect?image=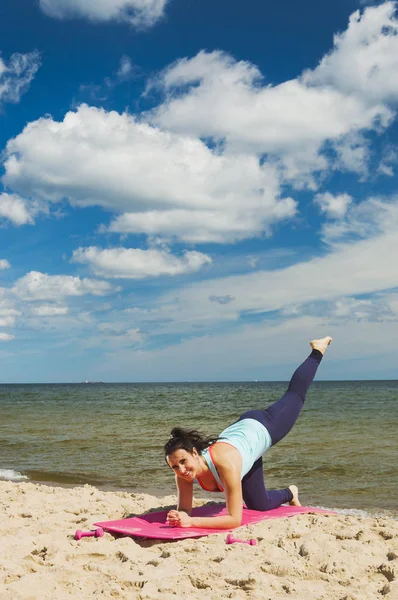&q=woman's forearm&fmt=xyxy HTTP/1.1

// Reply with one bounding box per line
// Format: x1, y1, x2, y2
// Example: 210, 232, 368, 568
176, 477, 193, 516
190, 514, 241, 529
177, 489, 193, 515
